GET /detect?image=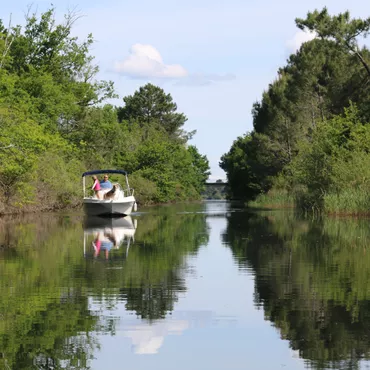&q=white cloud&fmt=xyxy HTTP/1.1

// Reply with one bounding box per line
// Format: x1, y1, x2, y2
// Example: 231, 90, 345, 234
286, 30, 316, 52
113, 44, 235, 85
114, 43, 188, 79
